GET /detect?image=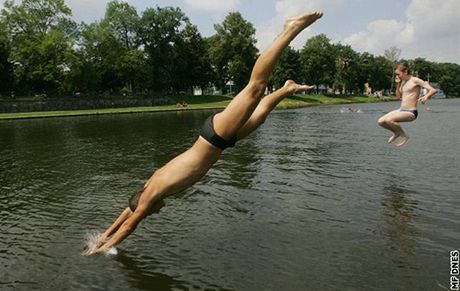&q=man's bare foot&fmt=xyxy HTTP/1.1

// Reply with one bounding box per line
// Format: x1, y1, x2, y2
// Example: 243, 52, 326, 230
284, 80, 315, 94
284, 11, 323, 34
387, 134, 400, 144
396, 134, 409, 147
